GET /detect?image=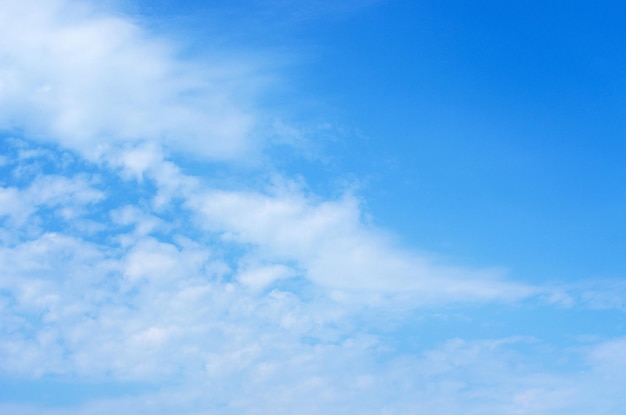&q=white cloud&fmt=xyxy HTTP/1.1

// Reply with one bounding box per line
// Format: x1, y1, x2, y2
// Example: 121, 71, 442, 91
0, 0, 263, 162
587, 337, 626, 374
236, 263, 298, 290
0, 225, 346, 383
0, 142, 623, 413
0, 174, 103, 229
187, 184, 534, 304
3, 333, 625, 415
0, 186, 21, 218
